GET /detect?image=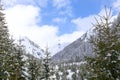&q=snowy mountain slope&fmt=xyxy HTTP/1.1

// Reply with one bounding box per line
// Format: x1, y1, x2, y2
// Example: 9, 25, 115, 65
15, 36, 44, 58
51, 32, 94, 64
